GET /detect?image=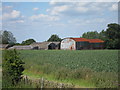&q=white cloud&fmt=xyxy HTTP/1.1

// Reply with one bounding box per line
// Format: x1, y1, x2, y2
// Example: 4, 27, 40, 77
2, 6, 13, 12
2, 0, 119, 2
15, 20, 24, 23
48, 2, 114, 16
0, 15, 2, 20
2, 6, 25, 24
30, 14, 60, 21
49, 0, 57, 5
109, 3, 118, 11
49, 0, 72, 5
75, 7, 88, 13
50, 5, 69, 15
4, 6, 13, 9
6, 20, 25, 24
33, 7, 39, 11
0, 7, 2, 11
68, 18, 106, 25
92, 18, 106, 23
11, 10, 21, 18
3, 10, 21, 20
